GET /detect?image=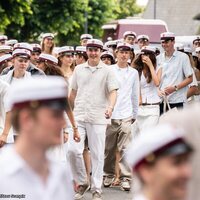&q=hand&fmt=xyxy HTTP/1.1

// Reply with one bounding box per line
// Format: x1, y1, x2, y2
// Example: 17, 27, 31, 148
131, 119, 135, 124
142, 55, 153, 67
0, 134, 7, 148
164, 86, 176, 95
63, 132, 69, 143
73, 129, 81, 143
105, 107, 113, 119
157, 89, 166, 97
